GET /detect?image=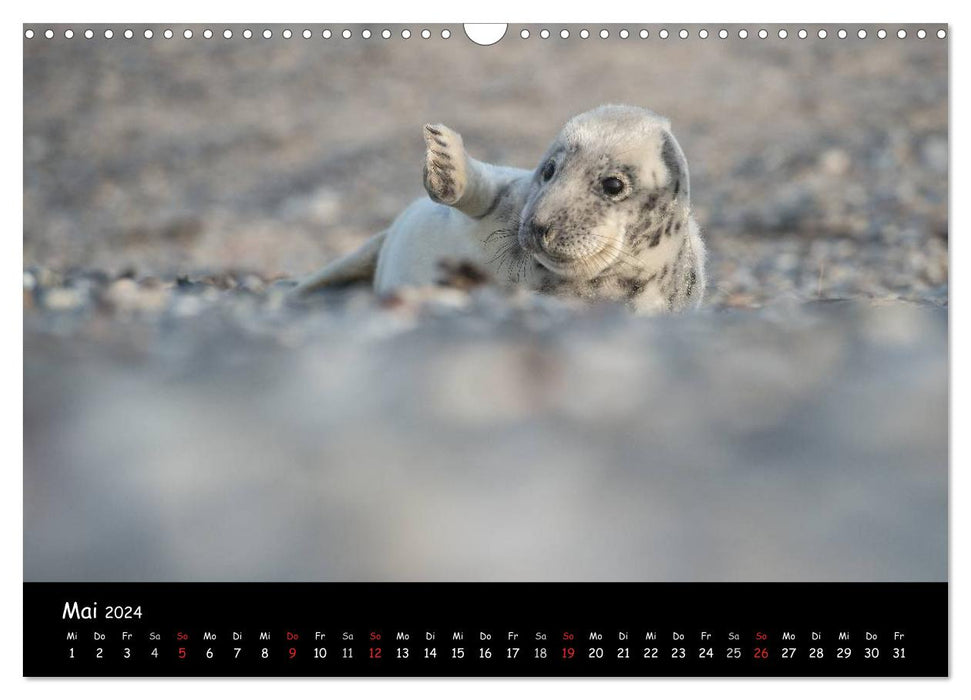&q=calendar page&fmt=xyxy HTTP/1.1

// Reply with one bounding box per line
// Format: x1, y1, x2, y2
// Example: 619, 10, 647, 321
22, 21, 948, 677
